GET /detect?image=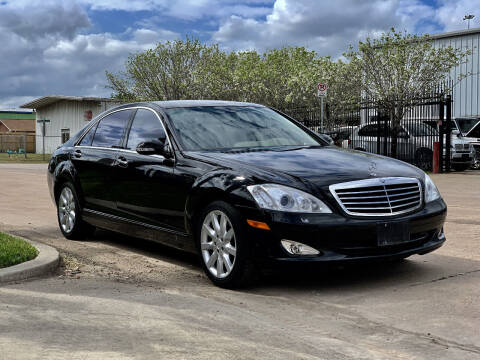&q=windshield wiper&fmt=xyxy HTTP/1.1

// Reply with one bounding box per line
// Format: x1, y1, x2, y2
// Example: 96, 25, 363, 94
271, 145, 323, 152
